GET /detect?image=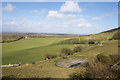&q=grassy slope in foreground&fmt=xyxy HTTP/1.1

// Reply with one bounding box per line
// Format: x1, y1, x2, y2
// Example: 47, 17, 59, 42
2, 40, 118, 78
